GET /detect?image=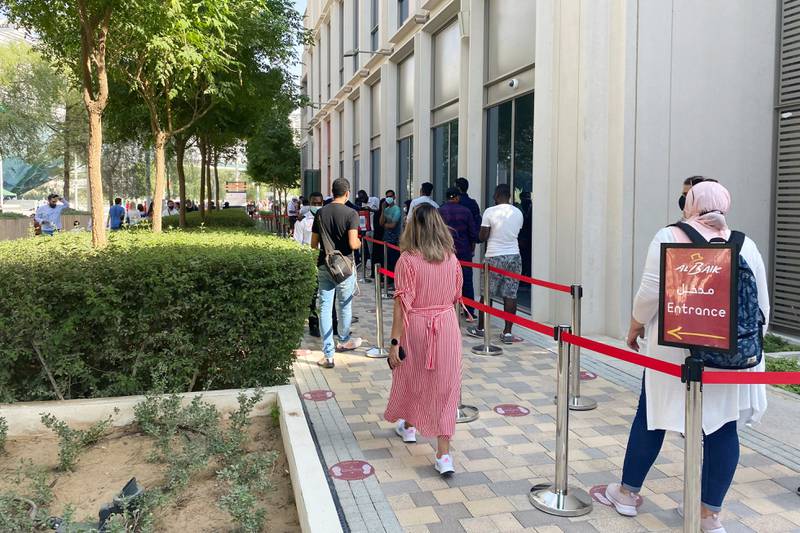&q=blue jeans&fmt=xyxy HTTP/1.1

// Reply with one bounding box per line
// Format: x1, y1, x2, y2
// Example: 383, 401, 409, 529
318, 268, 356, 360
621, 381, 739, 512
